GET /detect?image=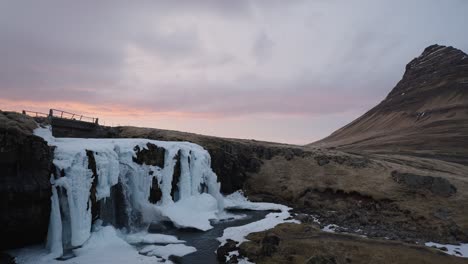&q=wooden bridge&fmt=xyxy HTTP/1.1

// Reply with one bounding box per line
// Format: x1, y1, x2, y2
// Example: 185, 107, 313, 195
22, 109, 99, 124
22, 109, 104, 138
